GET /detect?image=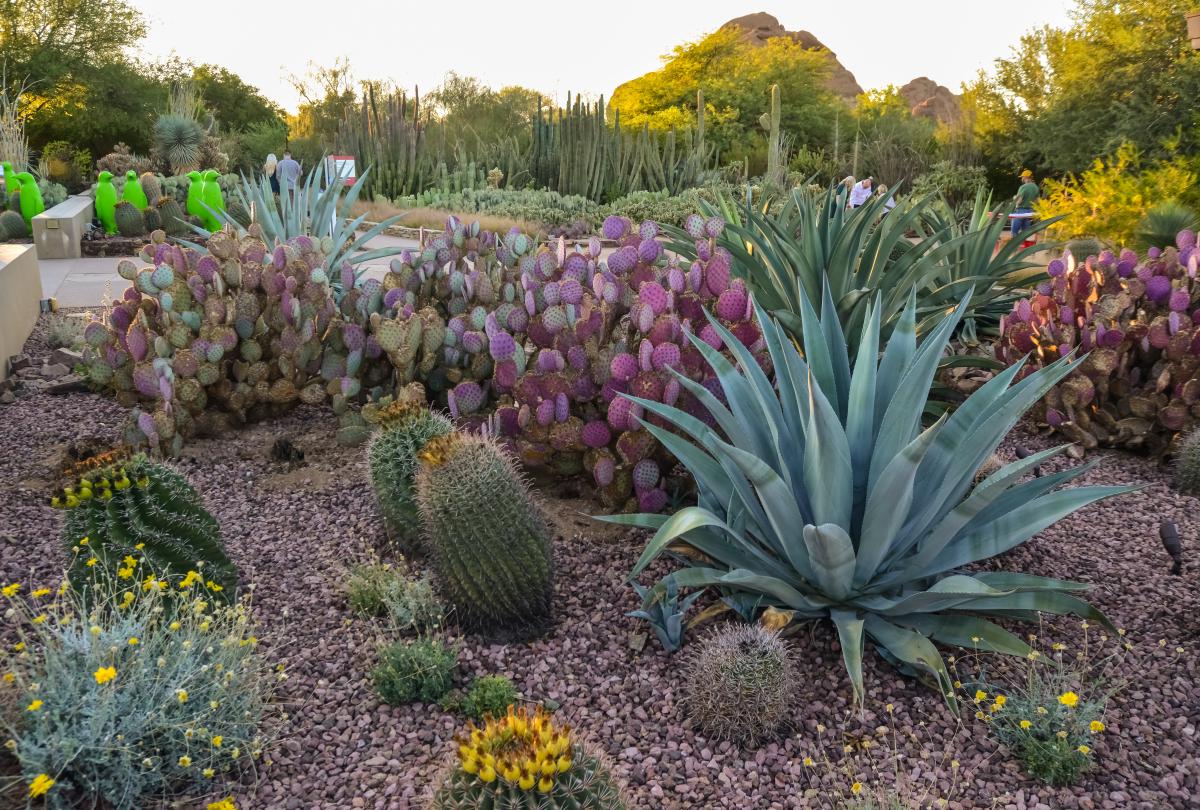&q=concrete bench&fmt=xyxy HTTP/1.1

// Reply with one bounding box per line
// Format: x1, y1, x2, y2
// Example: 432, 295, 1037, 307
0, 244, 43, 381
33, 195, 94, 260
